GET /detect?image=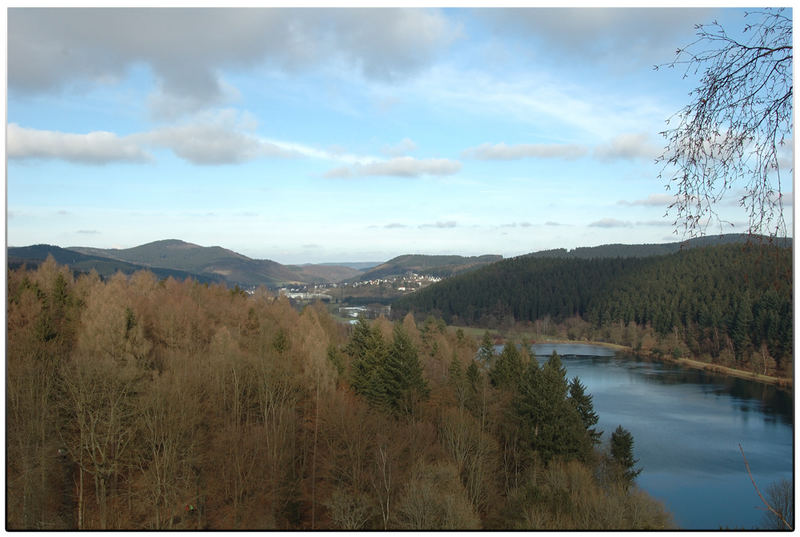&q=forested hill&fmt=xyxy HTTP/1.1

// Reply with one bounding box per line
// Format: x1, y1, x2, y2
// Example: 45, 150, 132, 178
393, 243, 793, 375
354, 253, 503, 281
526, 233, 791, 259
